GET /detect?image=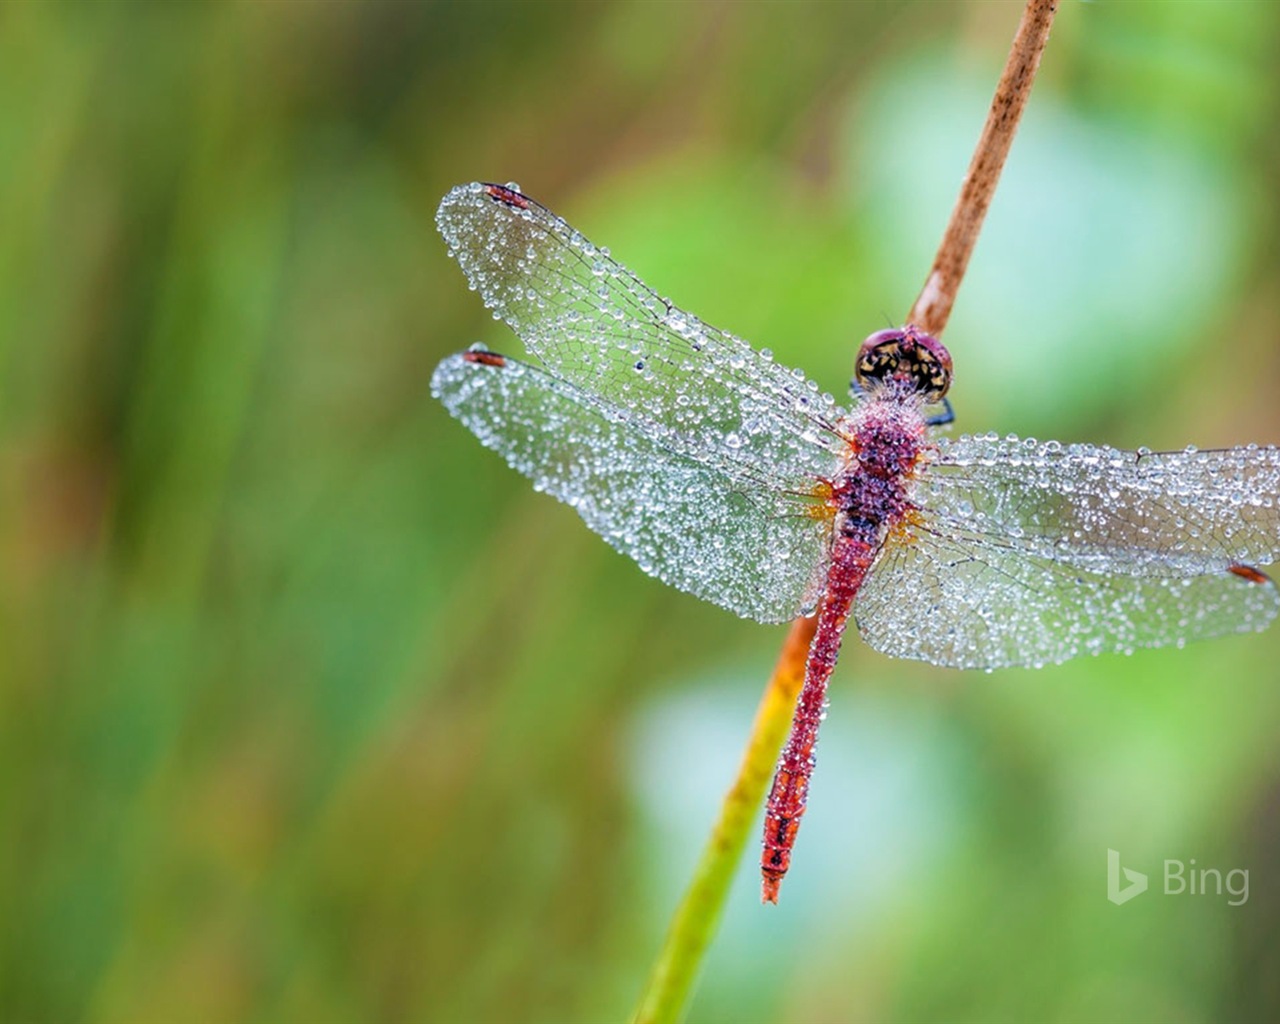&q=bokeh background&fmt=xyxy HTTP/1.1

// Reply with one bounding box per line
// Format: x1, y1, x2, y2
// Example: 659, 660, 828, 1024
3, 2, 1280, 1022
